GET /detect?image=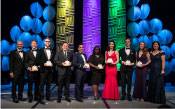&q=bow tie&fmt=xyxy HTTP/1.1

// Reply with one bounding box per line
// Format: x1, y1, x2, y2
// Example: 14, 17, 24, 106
126, 48, 130, 50
45, 48, 50, 50
32, 49, 37, 51
19, 51, 23, 53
